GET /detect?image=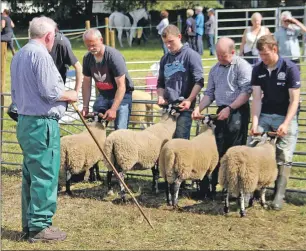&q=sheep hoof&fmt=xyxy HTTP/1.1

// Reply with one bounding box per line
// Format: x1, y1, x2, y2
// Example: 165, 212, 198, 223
240, 211, 246, 217
262, 203, 268, 209
65, 190, 73, 196
224, 207, 229, 215
107, 190, 114, 196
